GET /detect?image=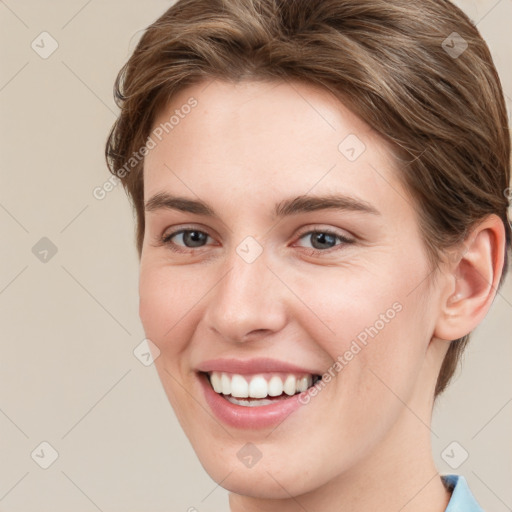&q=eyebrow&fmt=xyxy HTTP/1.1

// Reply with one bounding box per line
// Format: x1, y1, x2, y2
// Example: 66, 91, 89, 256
144, 191, 381, 218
